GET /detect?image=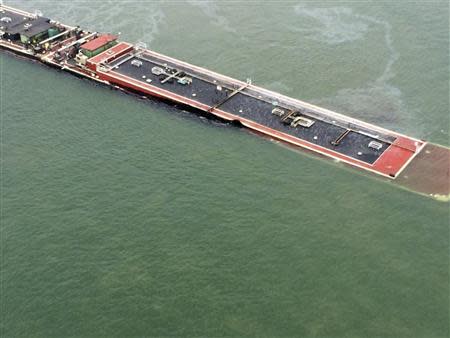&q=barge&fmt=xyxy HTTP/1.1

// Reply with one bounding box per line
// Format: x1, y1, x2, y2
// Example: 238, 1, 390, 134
1, 4, 449, 199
